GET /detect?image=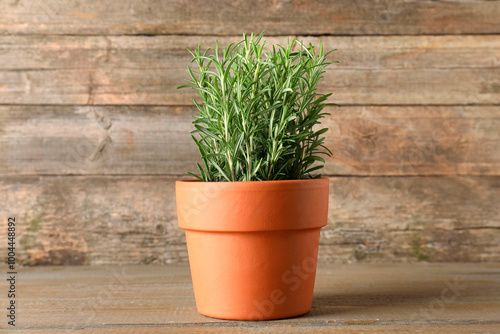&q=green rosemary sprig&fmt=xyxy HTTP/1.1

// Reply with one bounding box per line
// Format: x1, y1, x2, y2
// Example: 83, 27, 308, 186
178, 32, 338, 181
